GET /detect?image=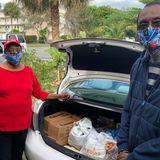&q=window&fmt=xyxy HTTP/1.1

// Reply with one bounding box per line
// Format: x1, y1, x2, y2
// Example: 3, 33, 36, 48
67, 79, 129, 107
17, 34, 25, 43
9, 34, 16, 40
